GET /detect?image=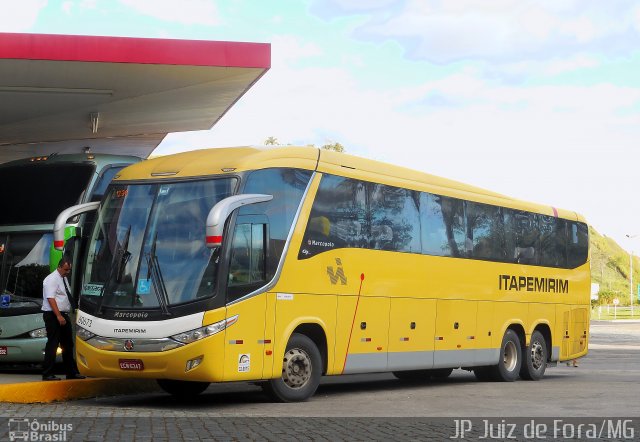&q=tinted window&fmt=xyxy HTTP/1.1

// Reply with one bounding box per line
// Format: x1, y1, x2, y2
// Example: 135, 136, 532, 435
539, 216, 567, 268
298, 174, 586, 269
466, 202, 506, 261
0, 233, 51, 300
568, 222, 588, 268
240, 168, 312, 272
91, 166, 125, 201
228, 223, 266, 298
369, 184, 421, 252
504, 210, 539, 265
300, 175, 421, 258
0, 163, 94, 225
299, 175, 367, 259
420, 193, 465, 257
